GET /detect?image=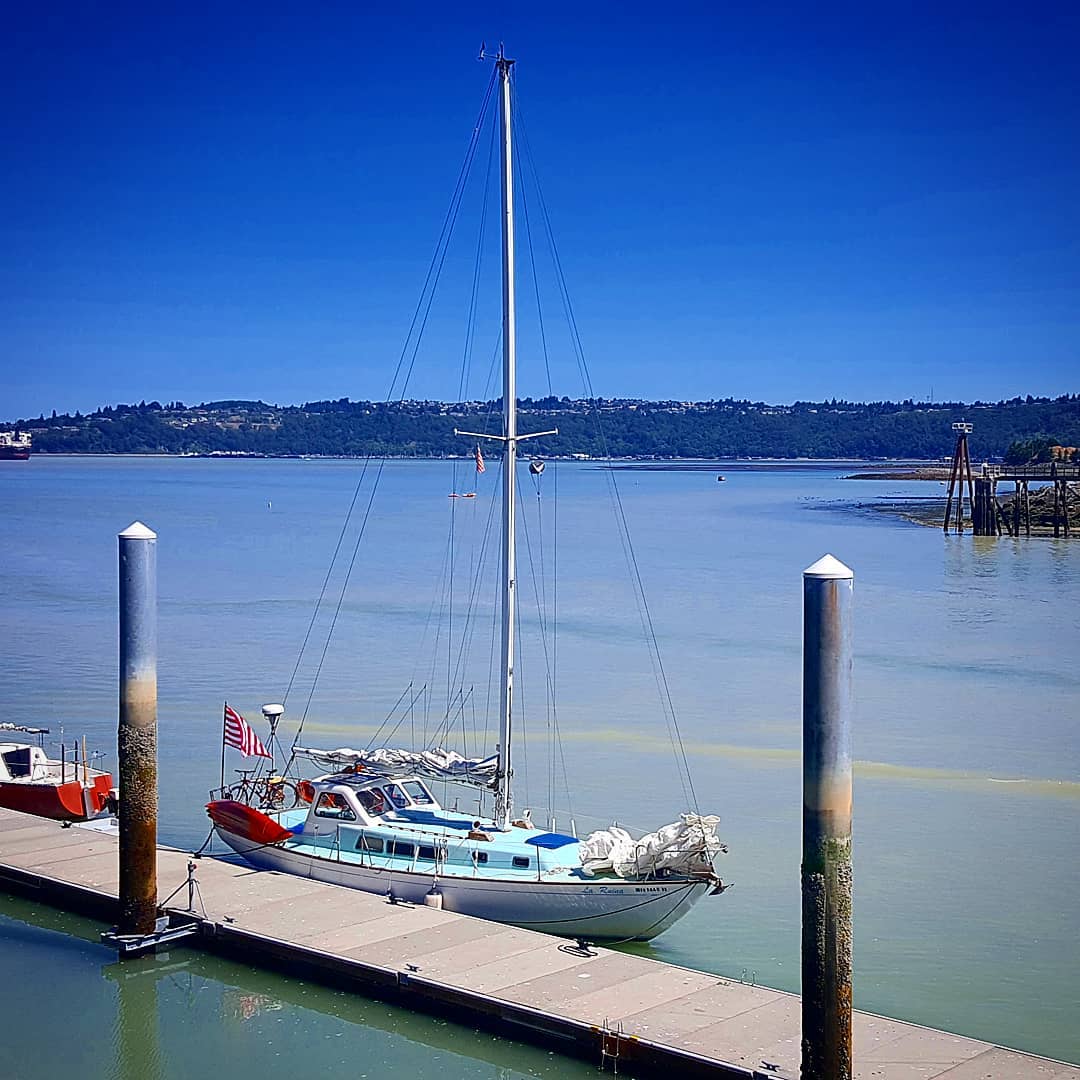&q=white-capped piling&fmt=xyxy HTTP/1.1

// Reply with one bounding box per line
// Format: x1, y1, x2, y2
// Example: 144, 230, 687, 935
118, 521, 158, 936
801, 554, 854, 1080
